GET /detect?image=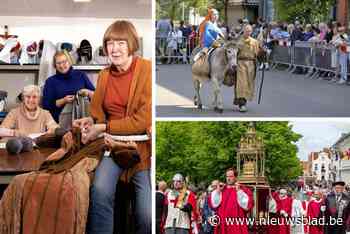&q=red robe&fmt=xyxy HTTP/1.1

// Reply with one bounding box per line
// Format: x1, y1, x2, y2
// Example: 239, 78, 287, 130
209, 186, 254, 234
268, 192, 280, 234
307, 199, 324, 234
276, 195, 293, 234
